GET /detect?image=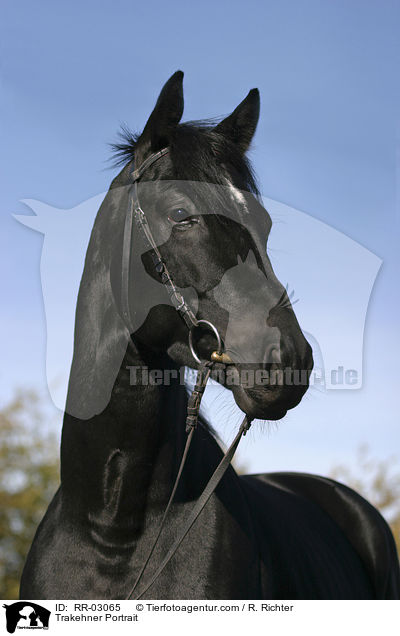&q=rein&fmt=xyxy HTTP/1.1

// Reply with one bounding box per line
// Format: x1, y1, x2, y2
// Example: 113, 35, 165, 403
121, 148, 252, 599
